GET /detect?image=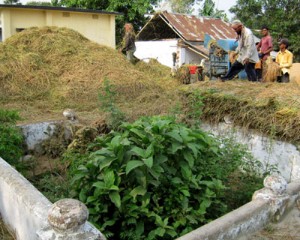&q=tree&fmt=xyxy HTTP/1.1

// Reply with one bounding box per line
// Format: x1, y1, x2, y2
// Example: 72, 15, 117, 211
4, 0, 21, 4
169, 0, 196, 14
199, 0, 227, 20
230, 0, 300, 61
